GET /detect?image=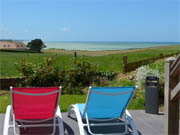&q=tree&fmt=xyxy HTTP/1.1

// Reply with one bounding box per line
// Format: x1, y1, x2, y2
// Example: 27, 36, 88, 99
27, 39, 46, 53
